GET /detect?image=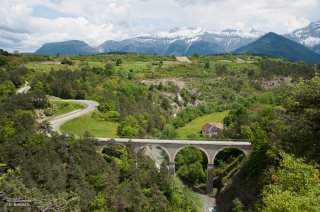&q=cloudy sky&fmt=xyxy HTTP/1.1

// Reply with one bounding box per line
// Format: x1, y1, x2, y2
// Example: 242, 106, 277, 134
0, 0, 319, 52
